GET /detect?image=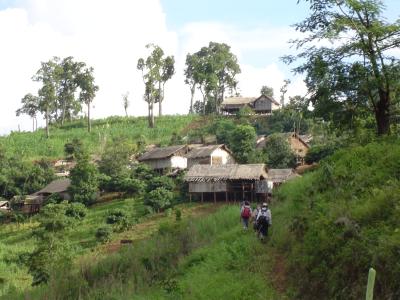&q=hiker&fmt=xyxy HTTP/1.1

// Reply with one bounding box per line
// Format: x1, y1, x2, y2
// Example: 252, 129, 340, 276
256, 202, 272, 240
252, 204, 261, 231
240, 201, 252, 229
